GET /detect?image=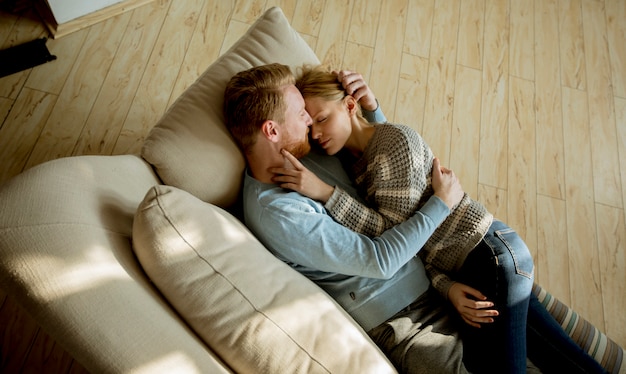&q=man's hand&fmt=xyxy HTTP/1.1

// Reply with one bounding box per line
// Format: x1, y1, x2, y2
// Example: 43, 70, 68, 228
448, 282, 499, 328
431, 157, 464, 210
269, 149, 335, 203
335, 70, 378, 112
